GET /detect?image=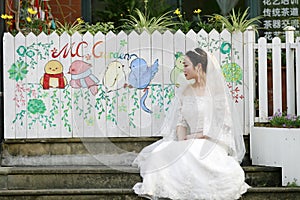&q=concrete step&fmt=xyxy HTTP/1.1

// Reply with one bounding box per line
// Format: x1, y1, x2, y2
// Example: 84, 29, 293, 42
1, 137, 159, 166
0, 187, 300, 200
0, 188, 143, 200
1, 136, 251, 166
0, 165, 281, 191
